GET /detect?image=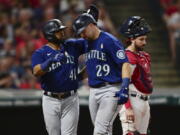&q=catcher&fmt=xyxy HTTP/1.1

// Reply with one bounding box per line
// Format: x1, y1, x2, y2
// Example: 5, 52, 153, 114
118, 16, 153, 135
